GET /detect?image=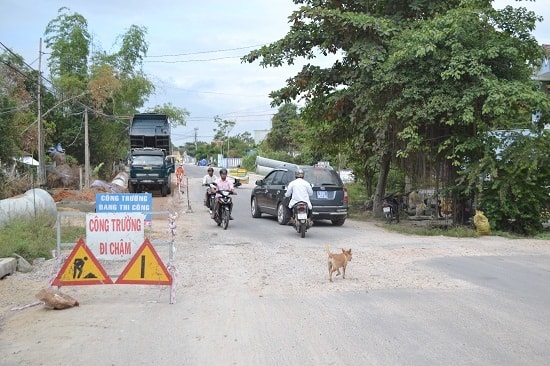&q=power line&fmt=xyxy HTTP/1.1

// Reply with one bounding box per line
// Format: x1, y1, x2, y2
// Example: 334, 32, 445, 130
0, 41, 38, 73
145, 55, 242, 63
0, 100, 36, 115
146, 44, 266, 58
